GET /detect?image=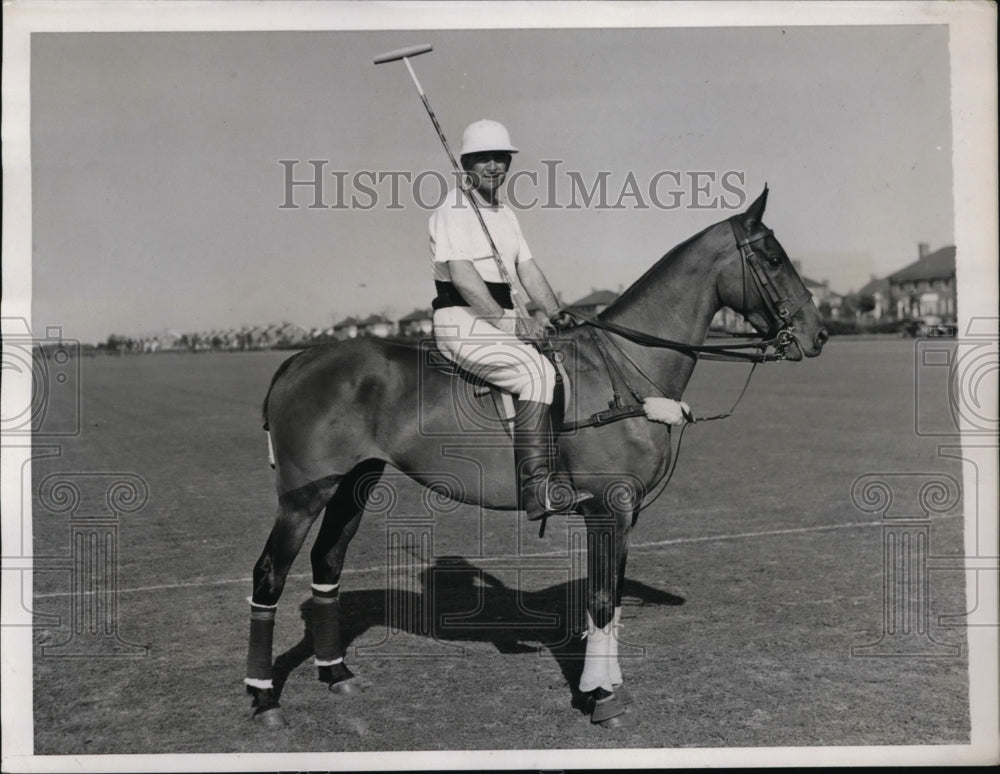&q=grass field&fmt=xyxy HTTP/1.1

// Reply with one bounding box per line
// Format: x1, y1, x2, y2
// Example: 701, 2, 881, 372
30, 337, 970, 754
